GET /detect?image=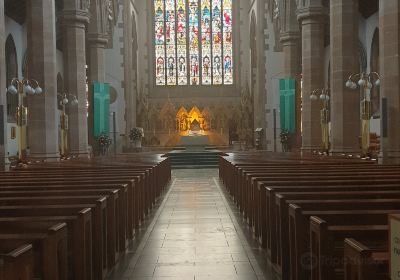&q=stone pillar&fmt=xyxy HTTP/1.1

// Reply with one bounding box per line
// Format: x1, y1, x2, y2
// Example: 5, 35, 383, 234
298, 4, 326, 151
87, 0, 109, 148
280, 32, 301, 78
87, 0, 108, 83
280, 0, 301, 78
26, 0, 59, 159
123, 1, 137, 133
379, 0, 400, 160
254, 0, 267, 134
330, 0, 360, 153
0, 0, 6, 168
61, 2, 89, 155
88, 36, 107, 83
